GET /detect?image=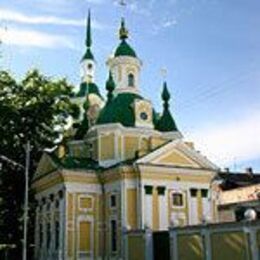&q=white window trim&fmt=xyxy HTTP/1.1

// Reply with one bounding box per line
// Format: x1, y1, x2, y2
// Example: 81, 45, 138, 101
170, 190, 186, 209
78, 195, 93, 212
